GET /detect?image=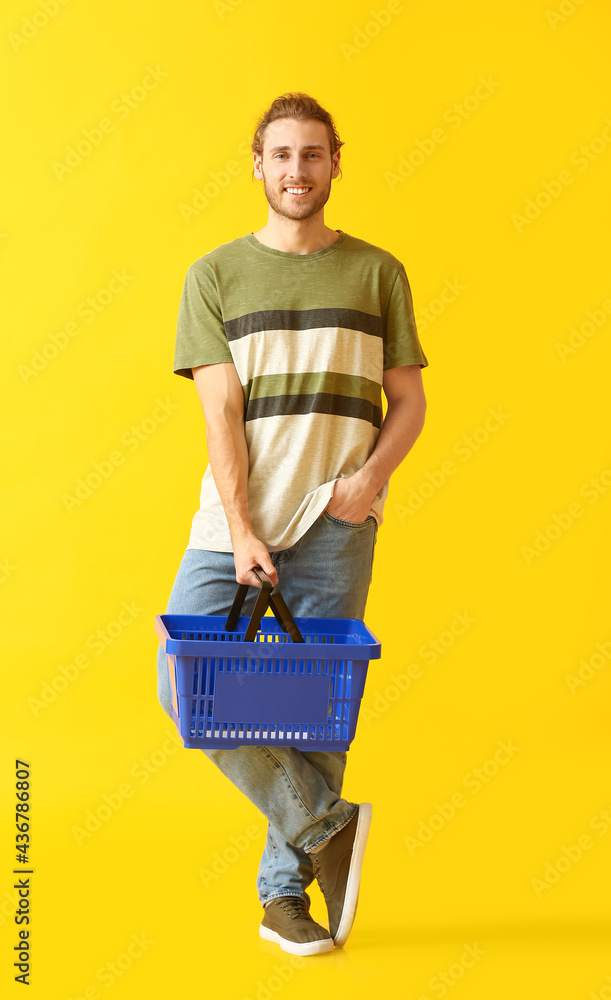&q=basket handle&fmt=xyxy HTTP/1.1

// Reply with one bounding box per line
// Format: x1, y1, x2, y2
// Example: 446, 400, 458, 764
225, 568, 305, 643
